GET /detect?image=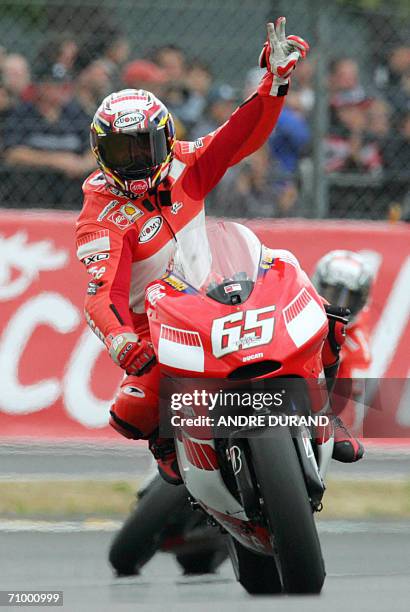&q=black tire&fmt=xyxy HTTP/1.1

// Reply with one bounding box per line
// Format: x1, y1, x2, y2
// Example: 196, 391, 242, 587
228, 536, 282, 594
176, 546, 228, 575
174, 512, 228, 574
249, 428, 325, 594
109, 476, 187, 576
